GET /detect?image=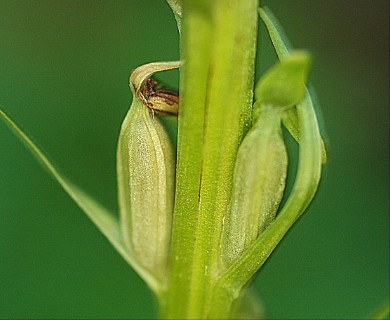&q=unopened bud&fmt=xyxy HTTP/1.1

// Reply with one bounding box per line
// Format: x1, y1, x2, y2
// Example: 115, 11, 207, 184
222, 105, 287, 267
222, 53, 311, 267
117, 61, 179, 280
